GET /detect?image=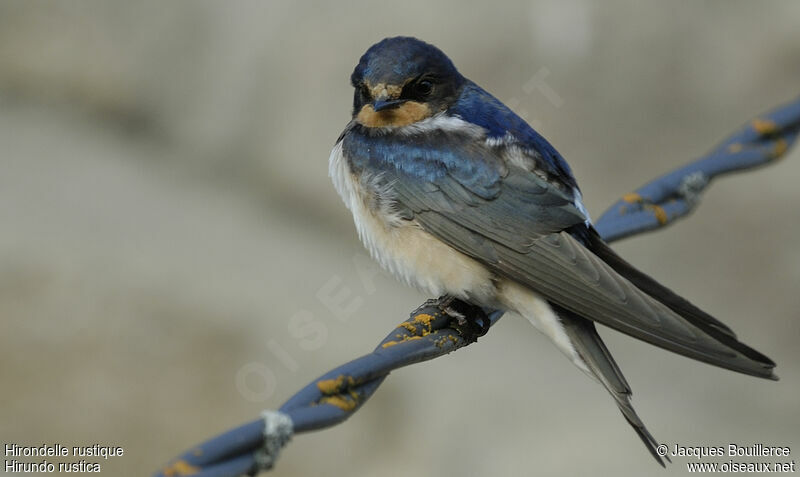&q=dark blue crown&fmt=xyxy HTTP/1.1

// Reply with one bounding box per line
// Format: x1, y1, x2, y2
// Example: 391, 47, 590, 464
351, 37, 462, 86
